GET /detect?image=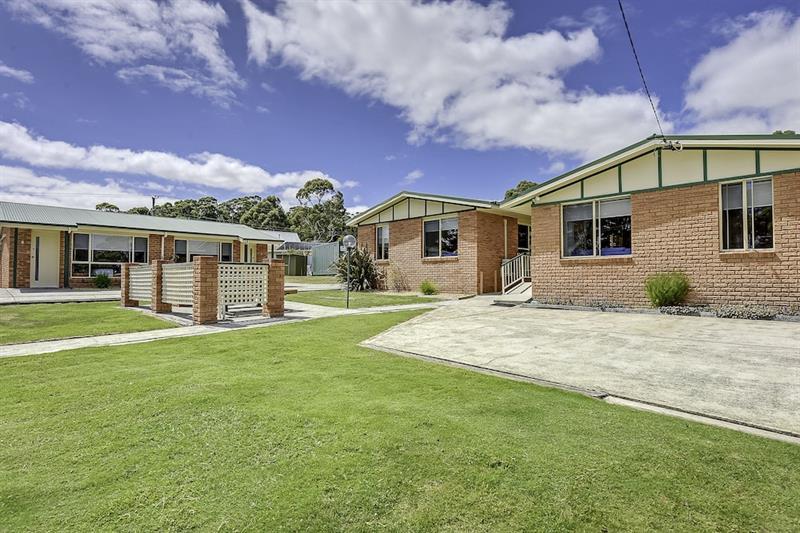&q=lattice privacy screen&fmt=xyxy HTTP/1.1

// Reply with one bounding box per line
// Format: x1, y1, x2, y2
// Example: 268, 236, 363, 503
218, 263, 267, 307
